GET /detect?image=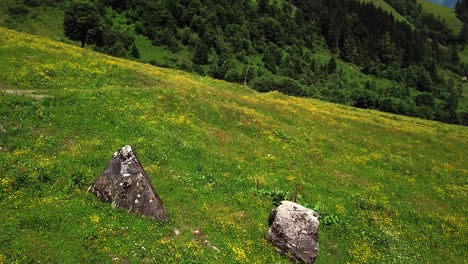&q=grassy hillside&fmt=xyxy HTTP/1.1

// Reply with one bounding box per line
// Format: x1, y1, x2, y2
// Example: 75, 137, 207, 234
1, 27, 467, 263
0, 3, 65, 40
365, 0, 462, 35
418, 0, 463, 34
